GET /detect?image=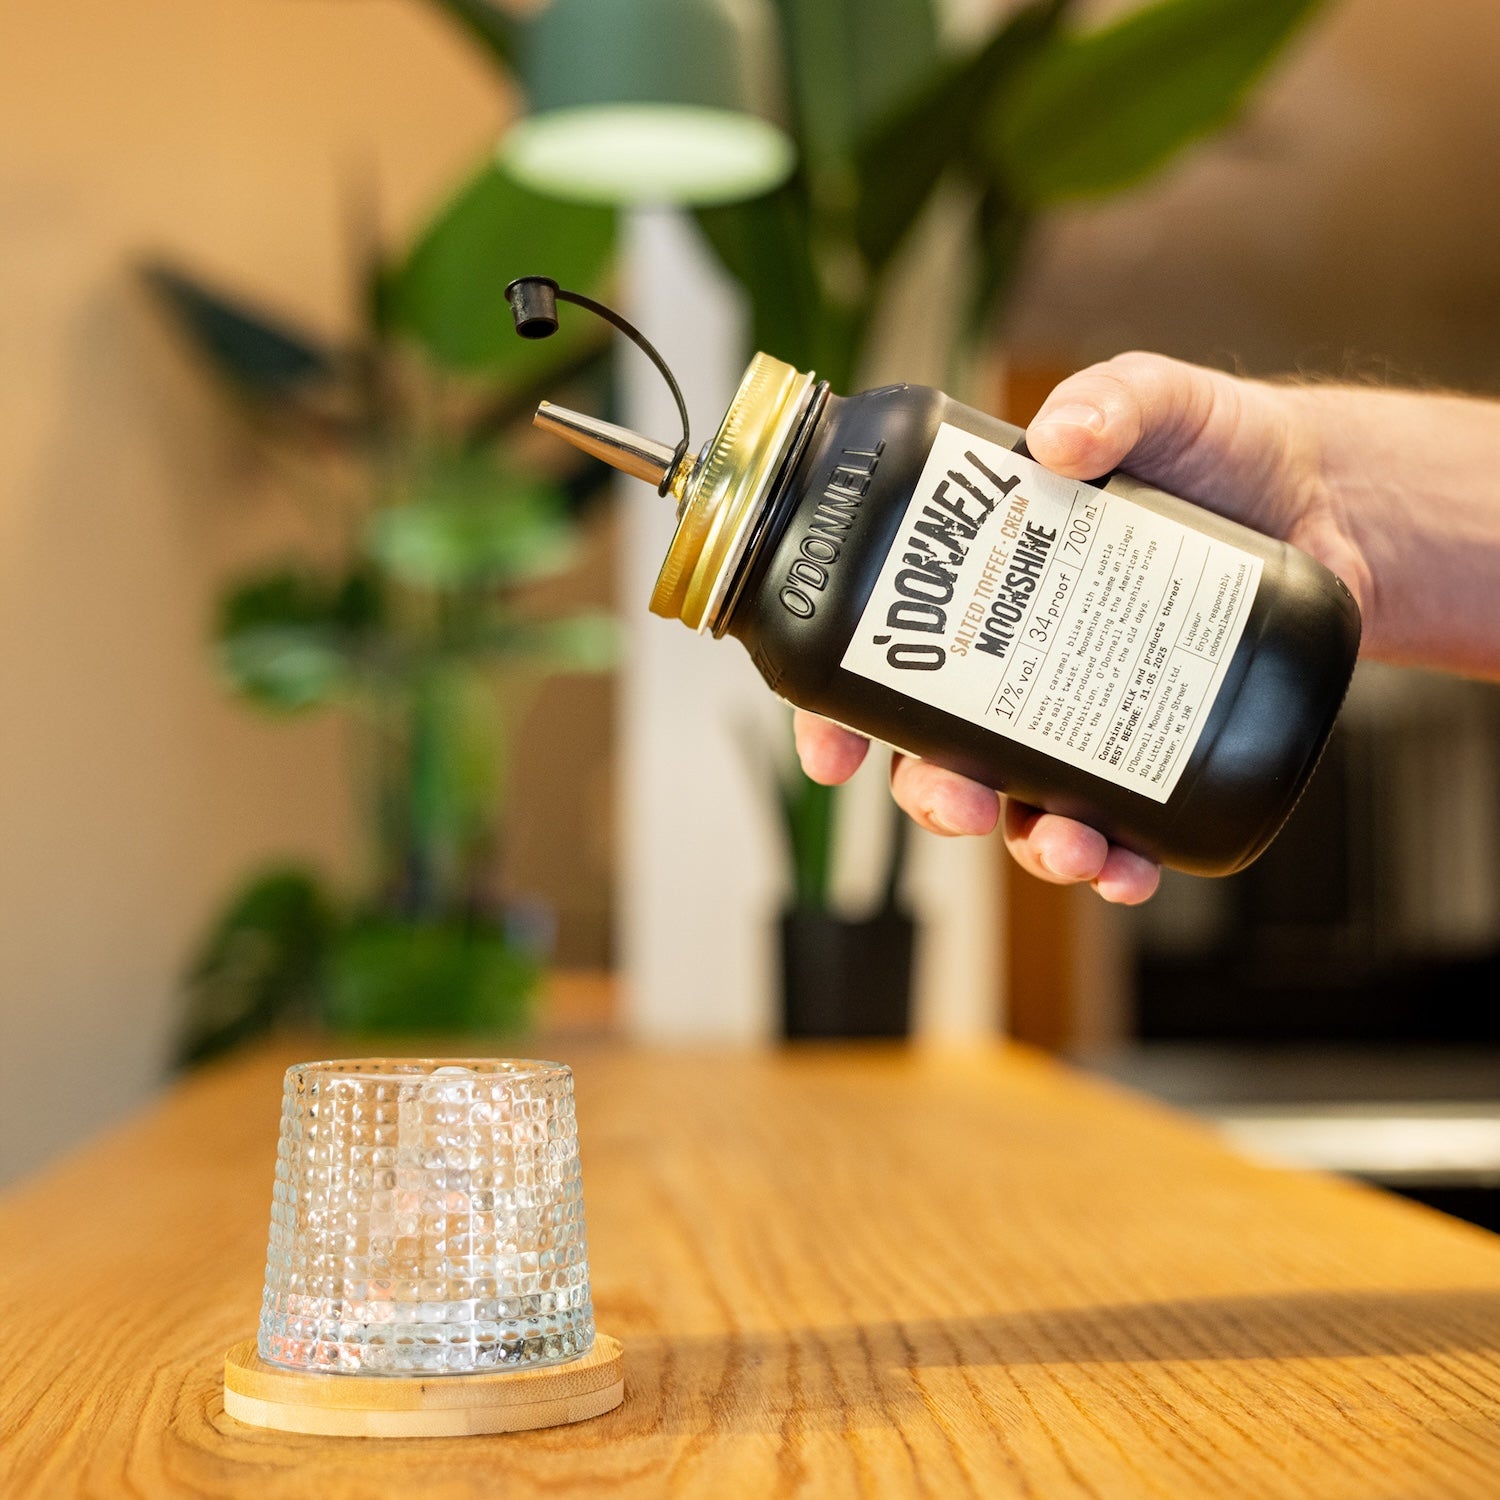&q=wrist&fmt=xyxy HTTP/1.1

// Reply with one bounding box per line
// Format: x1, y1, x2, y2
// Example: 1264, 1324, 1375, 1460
1290, 384, 1500, 676
1265, 383, 1379, 624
